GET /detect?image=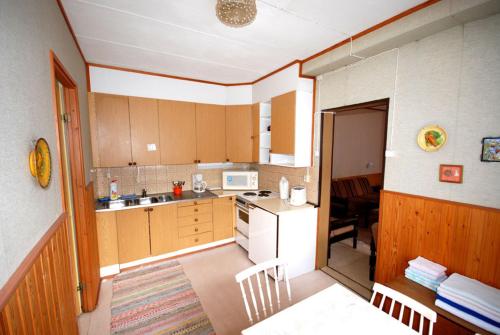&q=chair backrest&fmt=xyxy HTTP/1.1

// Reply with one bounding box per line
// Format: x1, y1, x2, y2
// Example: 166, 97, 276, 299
370, 283, 437, 335
235, 258, 291, 325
